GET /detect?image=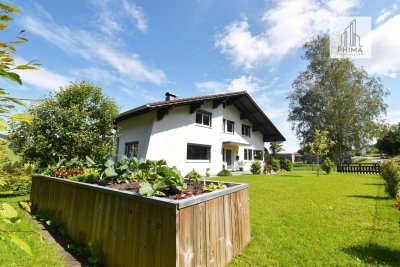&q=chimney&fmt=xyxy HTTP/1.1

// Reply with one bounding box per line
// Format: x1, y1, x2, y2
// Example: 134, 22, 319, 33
165, 92, 178, 101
